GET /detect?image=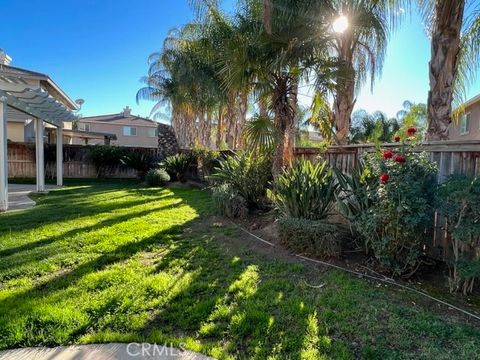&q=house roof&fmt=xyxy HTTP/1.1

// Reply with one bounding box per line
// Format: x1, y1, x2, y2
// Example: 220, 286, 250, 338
79, 112, 160, 127
463, 93, 480, 109
0, 64, 78, 110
